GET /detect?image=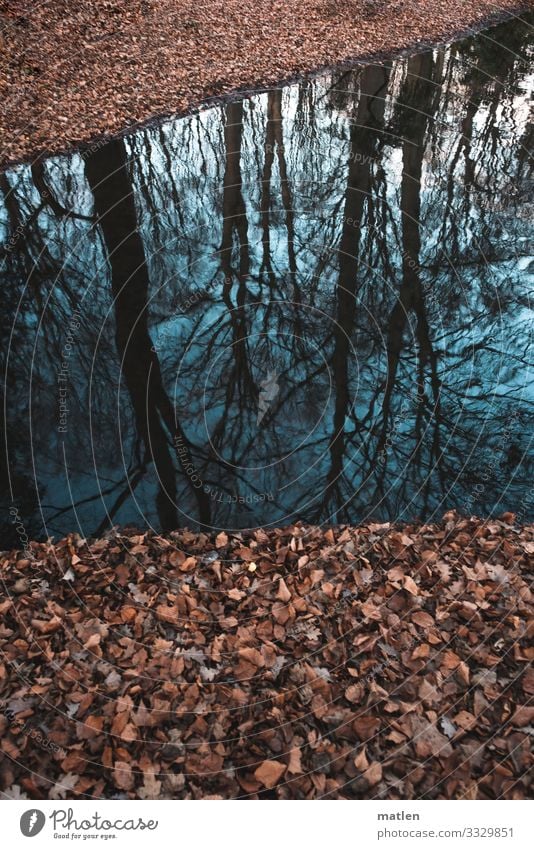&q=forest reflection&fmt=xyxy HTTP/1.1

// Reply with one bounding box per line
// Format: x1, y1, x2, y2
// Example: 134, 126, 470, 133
1, 15, 533, 543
